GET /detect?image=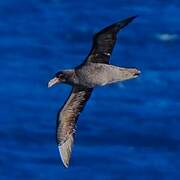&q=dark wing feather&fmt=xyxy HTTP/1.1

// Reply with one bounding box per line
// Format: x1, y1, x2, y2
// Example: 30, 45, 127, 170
84, 16, 137, 65
56, 86, 93, 167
